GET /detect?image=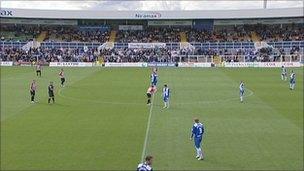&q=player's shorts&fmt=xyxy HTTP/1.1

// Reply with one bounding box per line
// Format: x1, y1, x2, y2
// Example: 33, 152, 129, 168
240, 90, 244, 96
61, 78, 65, 83
151, 81, 157, 86
48, 91, 54, 97
194, 137, 202, 148
147, 93, 151, 98
30, 90, 35, 96
36, 70, 41, 73
163, 96, 169, 102
290, 80, 295, 84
